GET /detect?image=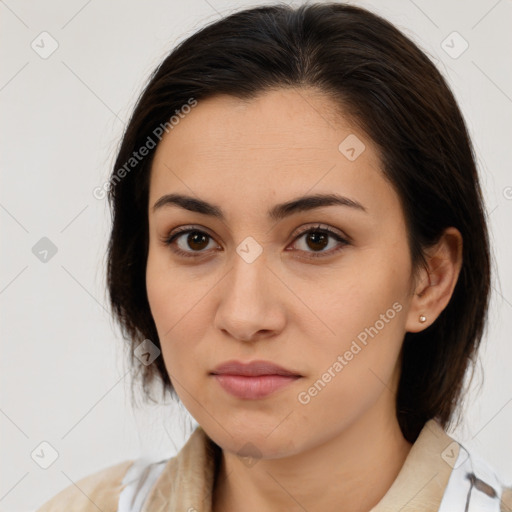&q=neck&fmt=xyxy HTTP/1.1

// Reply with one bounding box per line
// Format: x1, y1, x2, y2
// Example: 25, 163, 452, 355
212, 406, 412, 512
